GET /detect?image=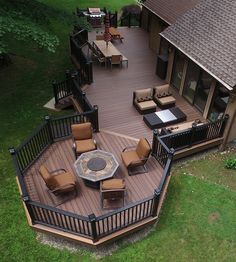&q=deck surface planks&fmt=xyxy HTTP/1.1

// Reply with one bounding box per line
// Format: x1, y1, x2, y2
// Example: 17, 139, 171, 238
24, 131, 163, 216
24, 28, 202, 221
86, 27, 203, 141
